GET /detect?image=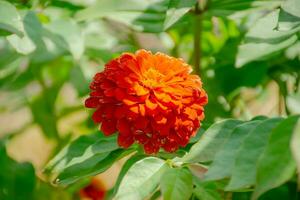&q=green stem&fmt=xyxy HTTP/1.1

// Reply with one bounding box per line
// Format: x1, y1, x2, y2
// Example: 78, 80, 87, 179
193, 3, 202, 75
